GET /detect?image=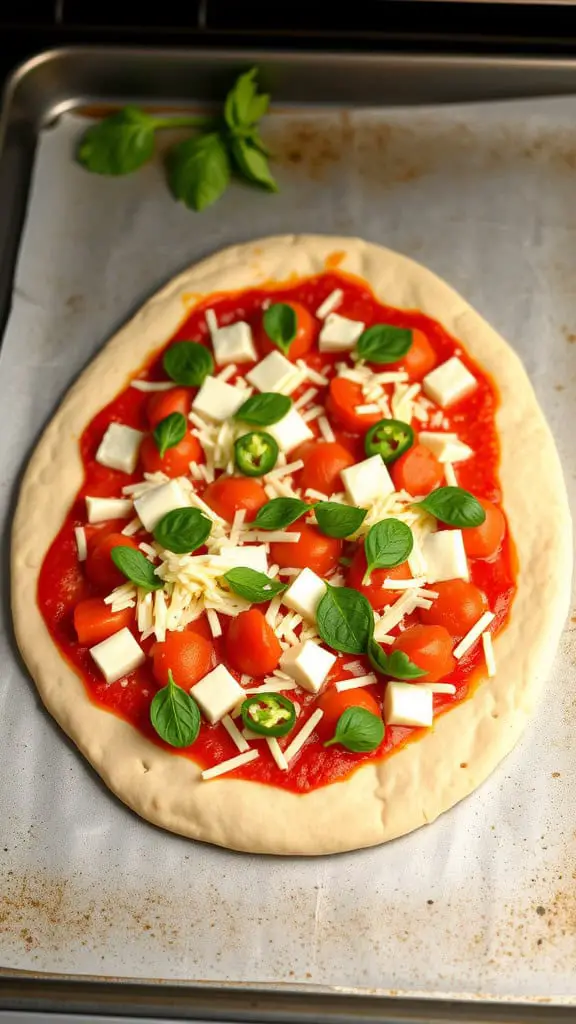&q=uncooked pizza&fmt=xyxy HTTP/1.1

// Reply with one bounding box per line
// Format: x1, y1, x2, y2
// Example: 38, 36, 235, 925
12, 236, 571, 855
